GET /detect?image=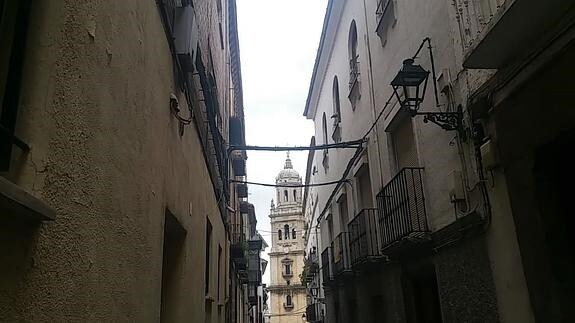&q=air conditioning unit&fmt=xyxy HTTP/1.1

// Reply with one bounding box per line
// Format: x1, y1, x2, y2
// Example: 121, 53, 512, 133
174, 6, 199, 72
